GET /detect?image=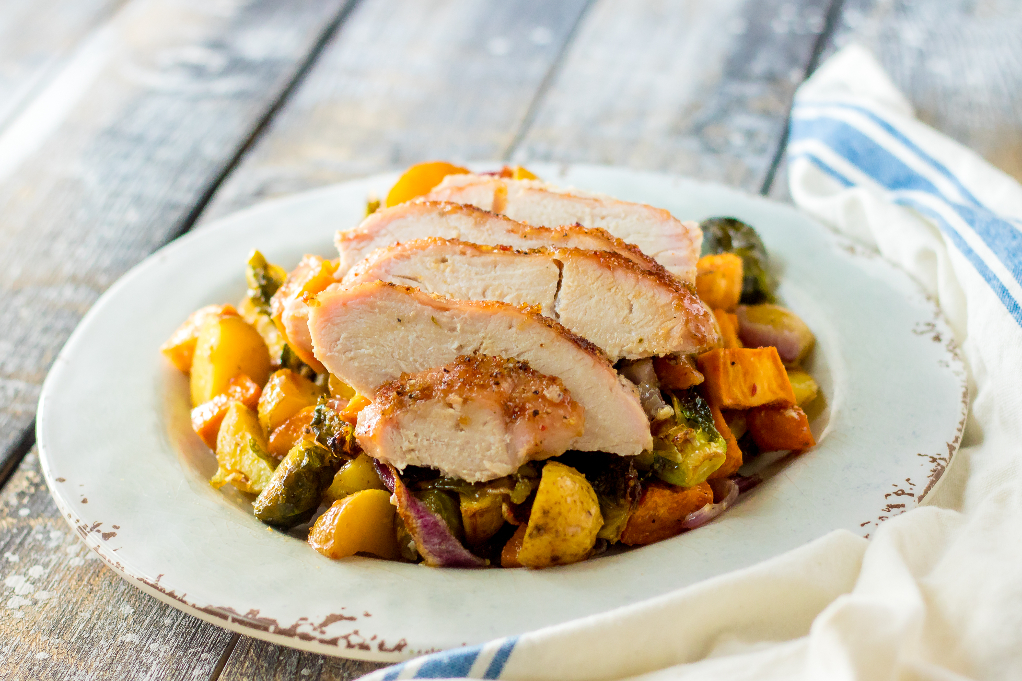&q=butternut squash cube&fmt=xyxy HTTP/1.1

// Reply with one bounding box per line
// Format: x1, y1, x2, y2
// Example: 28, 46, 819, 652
191, 375, 262, 448
190, 316, 271, 407
707, 403, 743, 480
385, 161, 469, 207
619, 482, 712, 546
696, 347, 795, 409
747, 405, 816, 452
211, 402, 276, 494
696, 253, 744, 311
308, 490, 400, 560
160, 304, 237, 373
